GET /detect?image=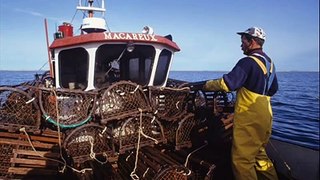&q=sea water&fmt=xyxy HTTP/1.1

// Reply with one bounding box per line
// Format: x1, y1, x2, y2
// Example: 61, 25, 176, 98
0, 70, 319, 150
